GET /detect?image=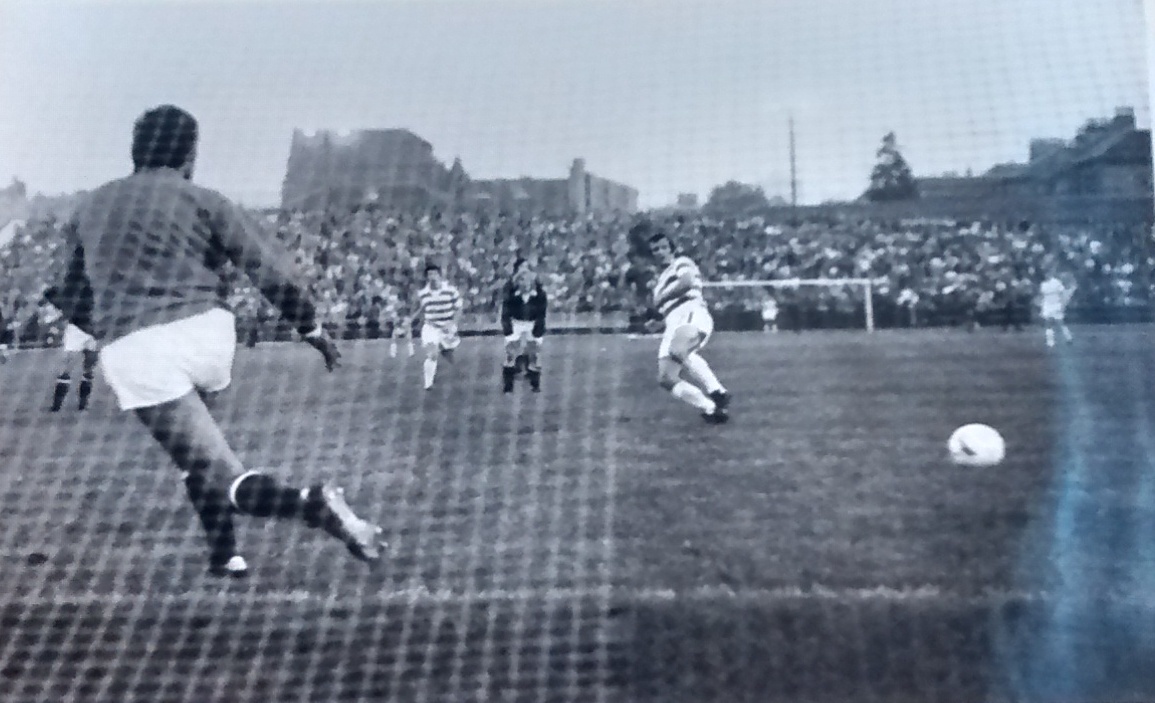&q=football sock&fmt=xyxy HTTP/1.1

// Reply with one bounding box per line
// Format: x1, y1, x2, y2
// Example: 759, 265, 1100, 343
1062, 325, 1073, 341
77, 372, 94, 410
672, 381, 716, 413
684, 354, 724, 394
423, 358, 438, 388
51, 374, 71, 411
229, 472, 310, 519
1045, 328, 1055, 347
524, 350, 541, 391
183, 471, 238, 565
502, 364, 517, 391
